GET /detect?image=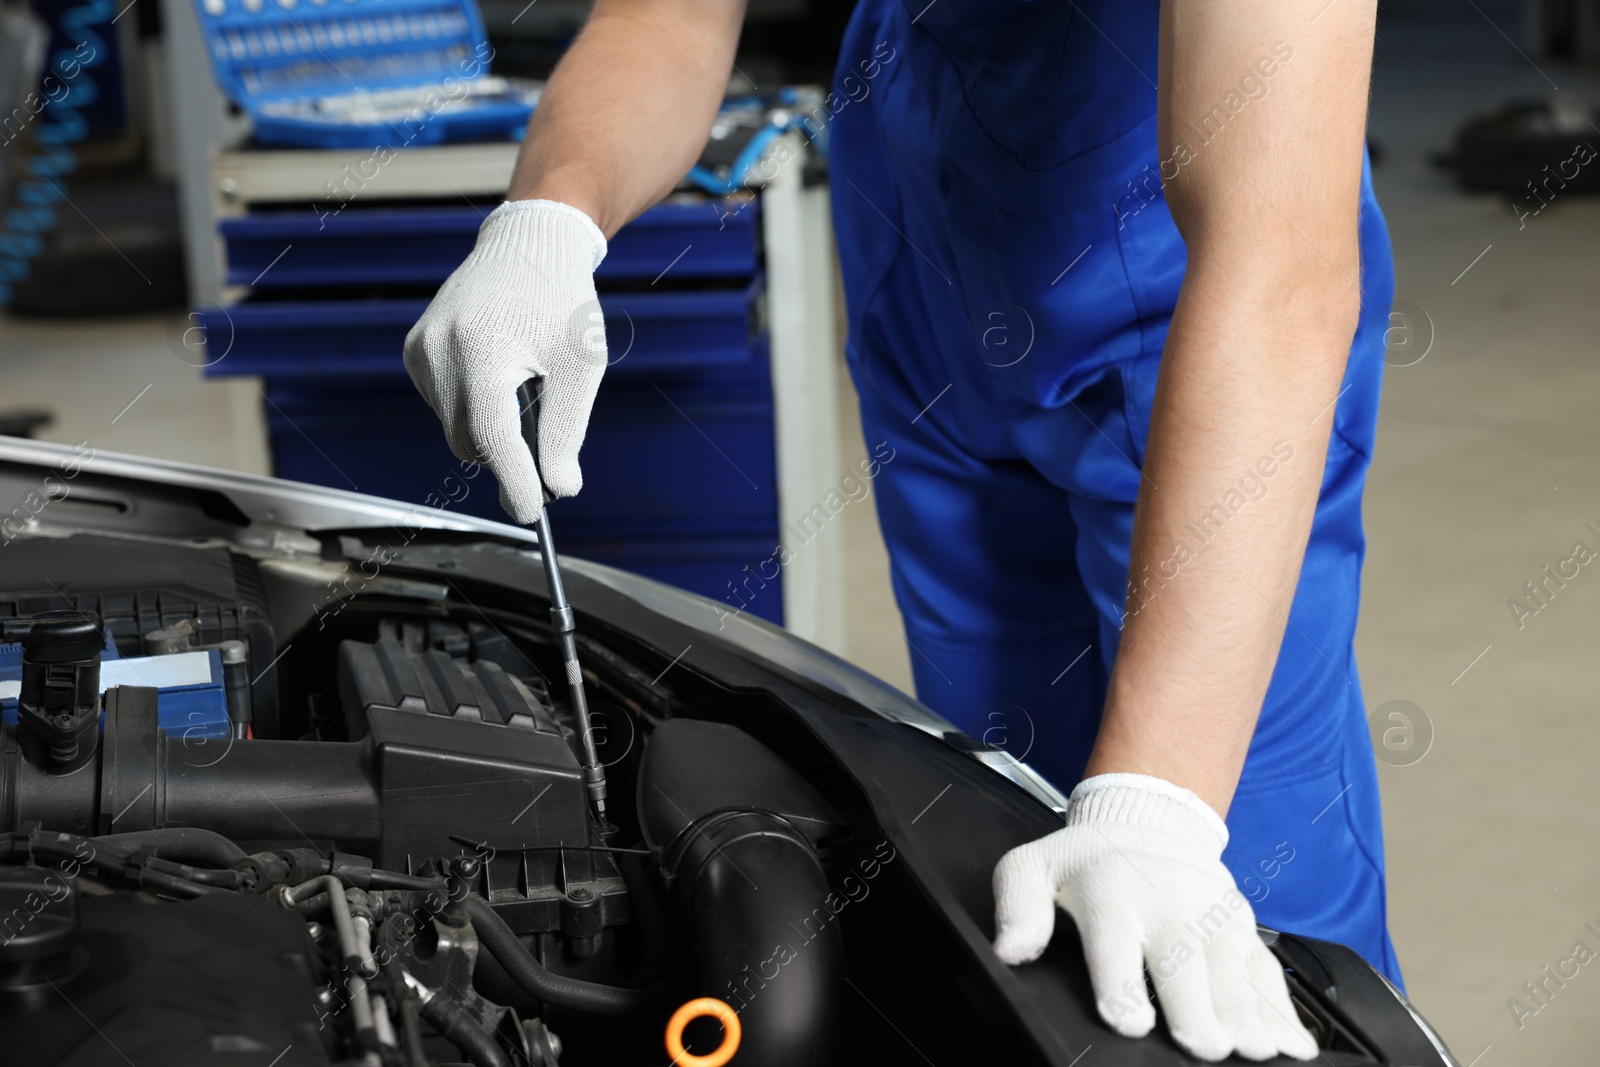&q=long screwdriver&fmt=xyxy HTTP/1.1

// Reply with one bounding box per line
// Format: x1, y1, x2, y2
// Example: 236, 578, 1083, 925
517, 381, 608, 828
